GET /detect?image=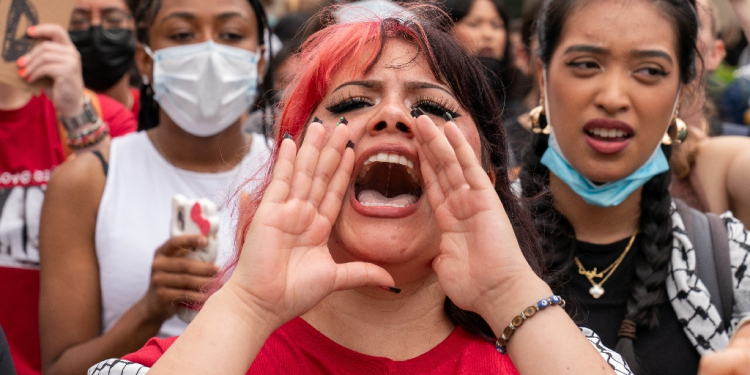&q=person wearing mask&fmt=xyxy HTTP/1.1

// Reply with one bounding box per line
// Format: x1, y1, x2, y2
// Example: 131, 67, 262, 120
90, 7, 630, 375
519, 0, 750, 374
38, 1, 271, 374
0, 21, 136, 375
69, 0, 140, 118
